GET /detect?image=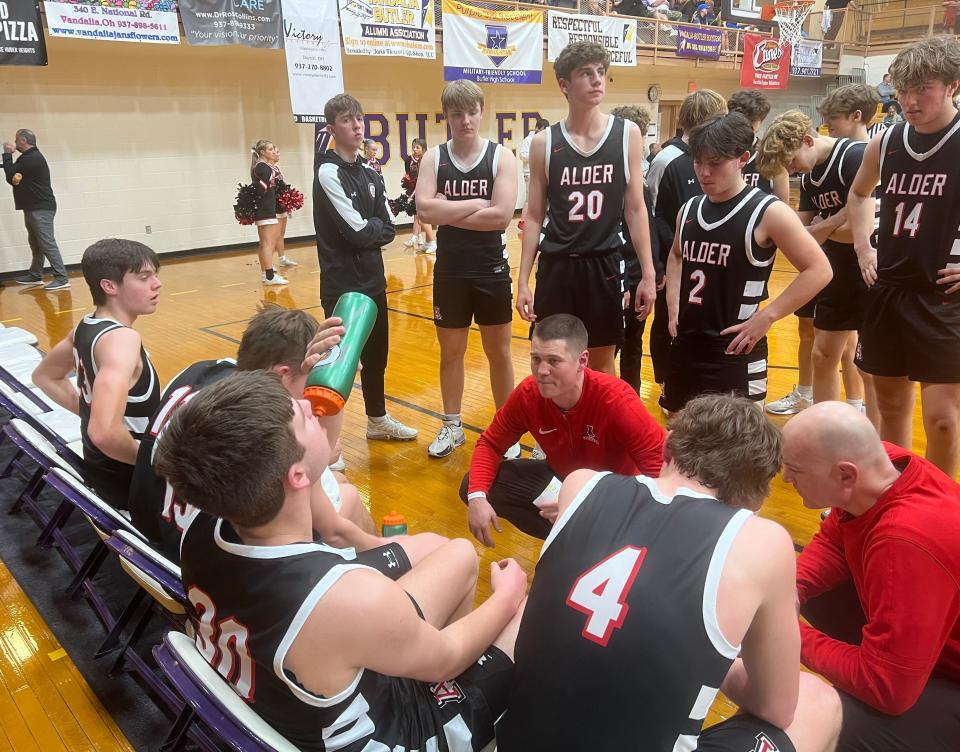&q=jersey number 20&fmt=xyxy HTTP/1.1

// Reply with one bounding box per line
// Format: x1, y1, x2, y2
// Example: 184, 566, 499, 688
568, 190, 604, 222
566, 546, 647, 647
